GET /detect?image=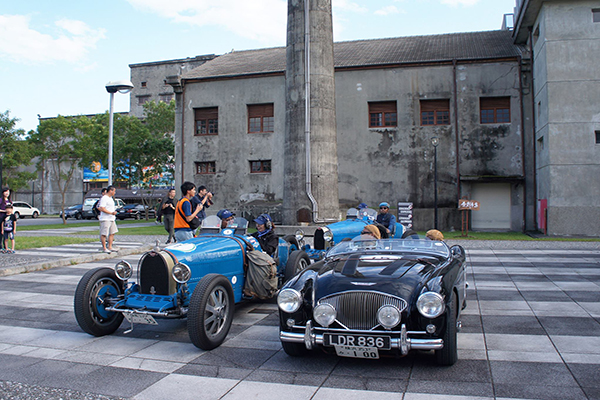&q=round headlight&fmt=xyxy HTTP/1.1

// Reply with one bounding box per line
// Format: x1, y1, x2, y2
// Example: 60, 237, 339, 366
295, 229, 305, 242
278, 289, 302, 313
114, 261, 132, 281
377, 305, 401, 329
313, 303, 336, 327
171, 263, 191, 284
322, 227, 333, 242
417, 292, 445, 318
